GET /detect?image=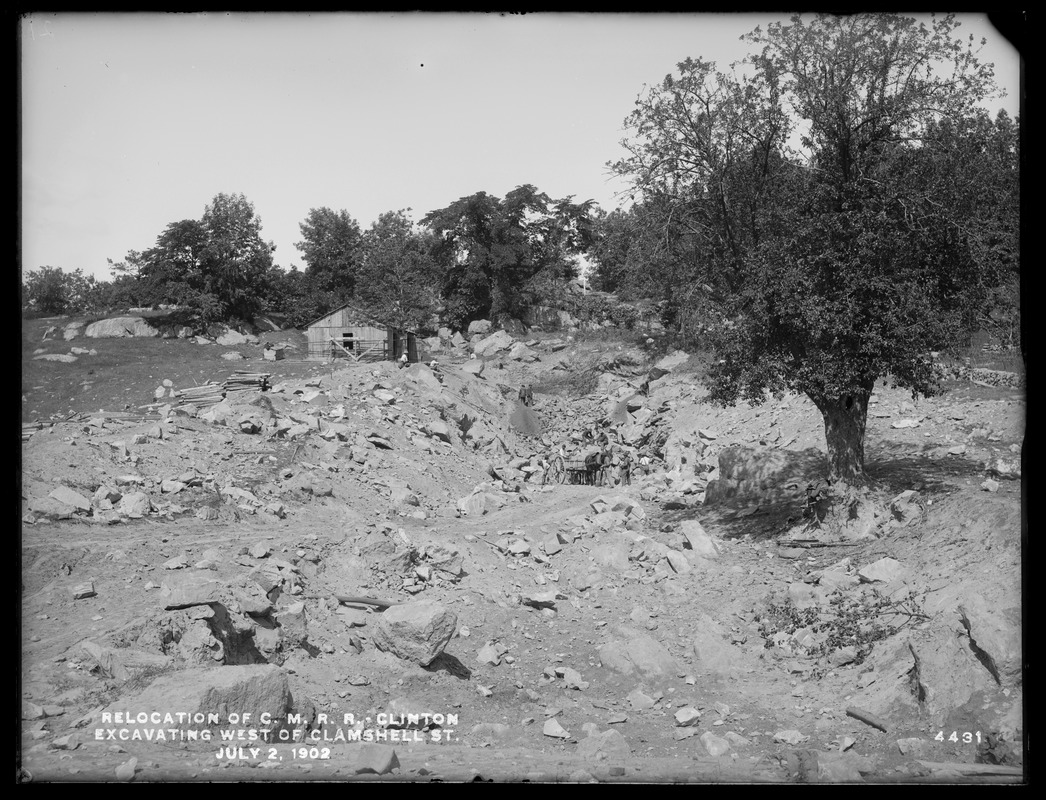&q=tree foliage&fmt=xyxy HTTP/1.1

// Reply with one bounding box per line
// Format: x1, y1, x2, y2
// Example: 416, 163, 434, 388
356, 210, 441, 332
21, 266, 106, 317
107, 194, 276, 322
198, 193, 276, 321
423, 185, 596, 331
611, 13, 1015, 481
295, 207, 363, 307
